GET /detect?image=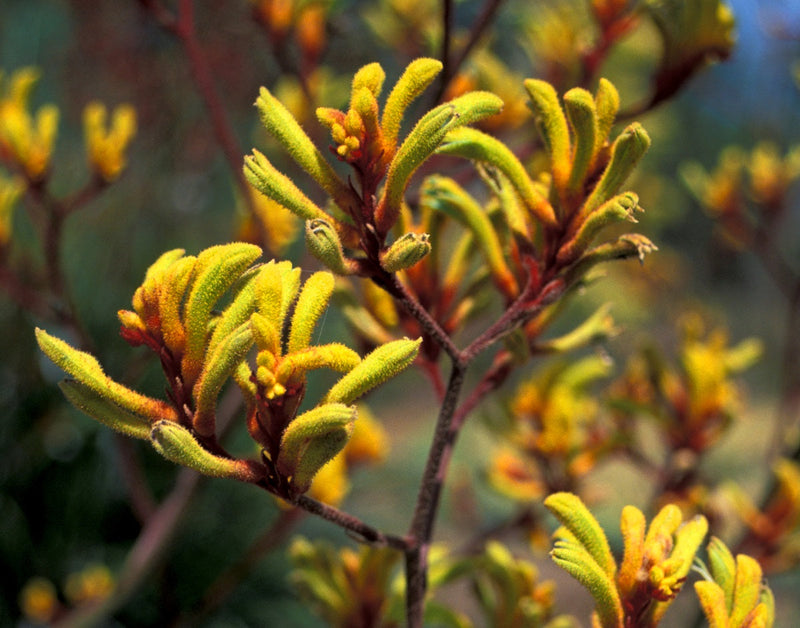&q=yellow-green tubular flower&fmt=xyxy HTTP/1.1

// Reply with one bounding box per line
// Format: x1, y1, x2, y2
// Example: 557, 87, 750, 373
323, 337, 422, 405
35, 328, 177, 423
563, 87, 598, 196
581, 123, 650, 218
251, 311, 282, 356
545, 492, 617, 580
422, 175, 518, 299
287, 271, 335, 354
352, 62, 385, 97
156, 255, 197, 356
376, 91, 504, 235
150, 420, 262, 482
244, 149, 327, 221
594, 79, 620, 154
557, 192, 640, 264
617, 505, 647, 601
181, 243, 262, 385
381, 57, 443, 157
377, 106, 458, 235
192, 321, 254, 437
254, 86, 354, 209
83, 101, 137, 182
275, 344, 361, 383
694, 537, 774, 628
564, 234, 658, 285
647, 513, 708, 623
0, 172, 24, 246
253, 260, 298, 334
643, 0, 736, 101
536, 304, 619, 353
380, 232, 431, 273
129, 247, 185, 319
550, 541, 623, 628
276, 403, 356, 493
436, 127, 557, 227
524, 79, 571, 191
